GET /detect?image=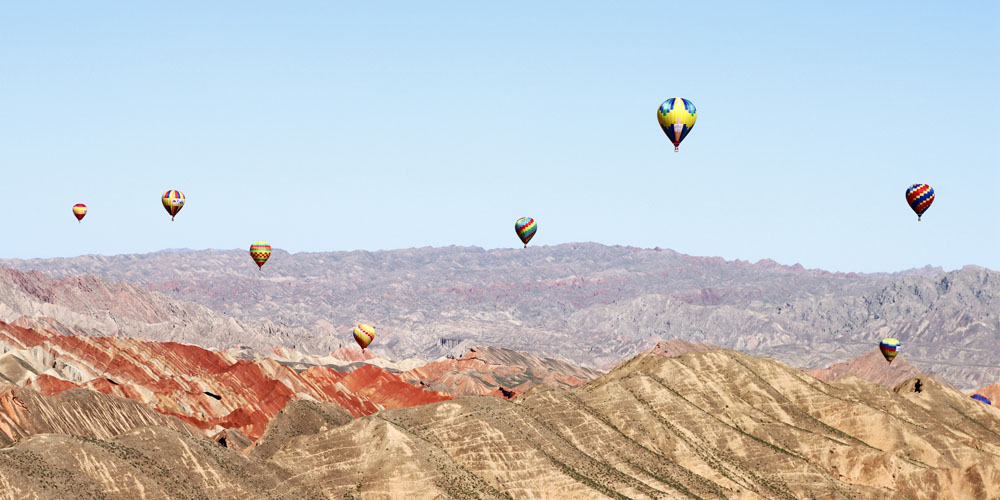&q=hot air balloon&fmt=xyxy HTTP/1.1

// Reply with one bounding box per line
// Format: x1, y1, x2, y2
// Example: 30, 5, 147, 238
353, 324, 375, 350
515, 217, 537, 248
879, 338, 901, 364
72, 204, 87, 223
249, 241, 271, 270
657, 98, 697, 152
162, 190, 186, 221
971, 394, 992, 405
905, 184, 934, 221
